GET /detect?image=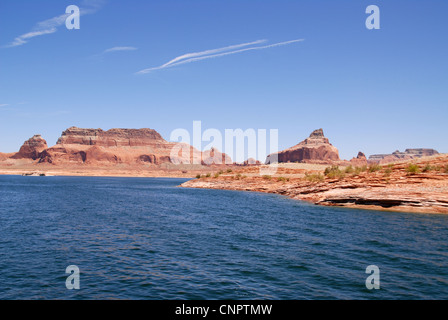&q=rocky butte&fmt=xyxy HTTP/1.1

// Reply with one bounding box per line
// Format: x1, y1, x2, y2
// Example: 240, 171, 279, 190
349, 152, 368, 167
11, 135, 48, 160
266, 129, 340, 164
